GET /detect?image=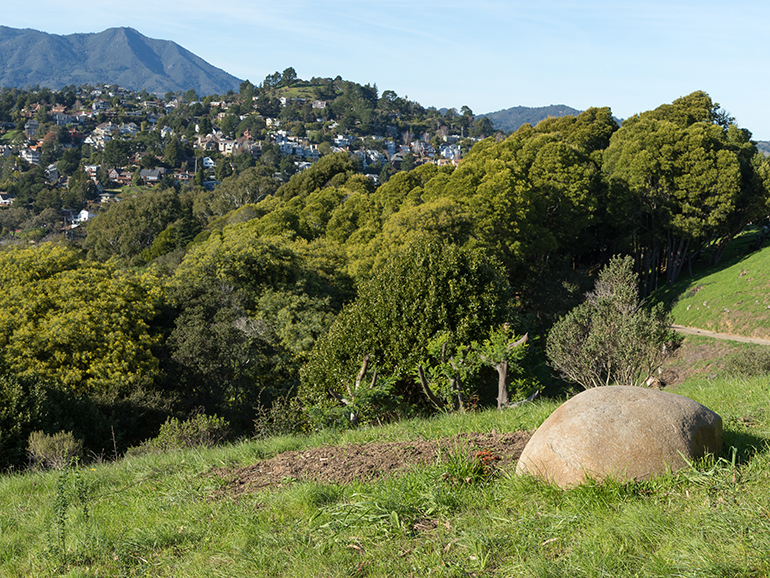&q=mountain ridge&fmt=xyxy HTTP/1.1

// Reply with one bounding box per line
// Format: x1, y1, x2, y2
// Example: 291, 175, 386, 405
0, 26, 242, 95
478, 104, 584, 133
